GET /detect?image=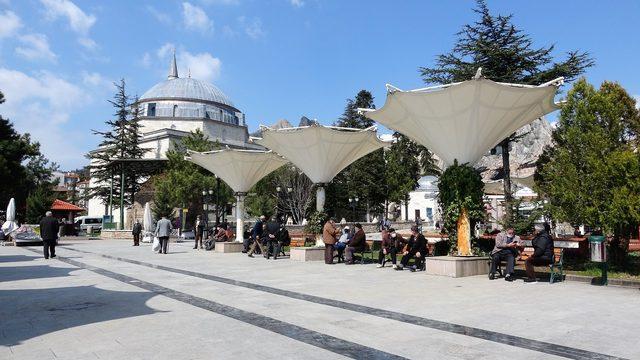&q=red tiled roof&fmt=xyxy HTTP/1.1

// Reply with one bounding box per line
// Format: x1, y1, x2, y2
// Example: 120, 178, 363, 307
51, 199, 84, 212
